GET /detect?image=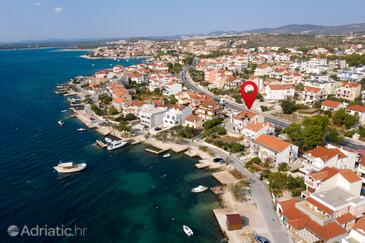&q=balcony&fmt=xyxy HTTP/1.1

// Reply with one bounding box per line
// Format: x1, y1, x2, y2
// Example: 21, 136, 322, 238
295, 201, 332, 226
